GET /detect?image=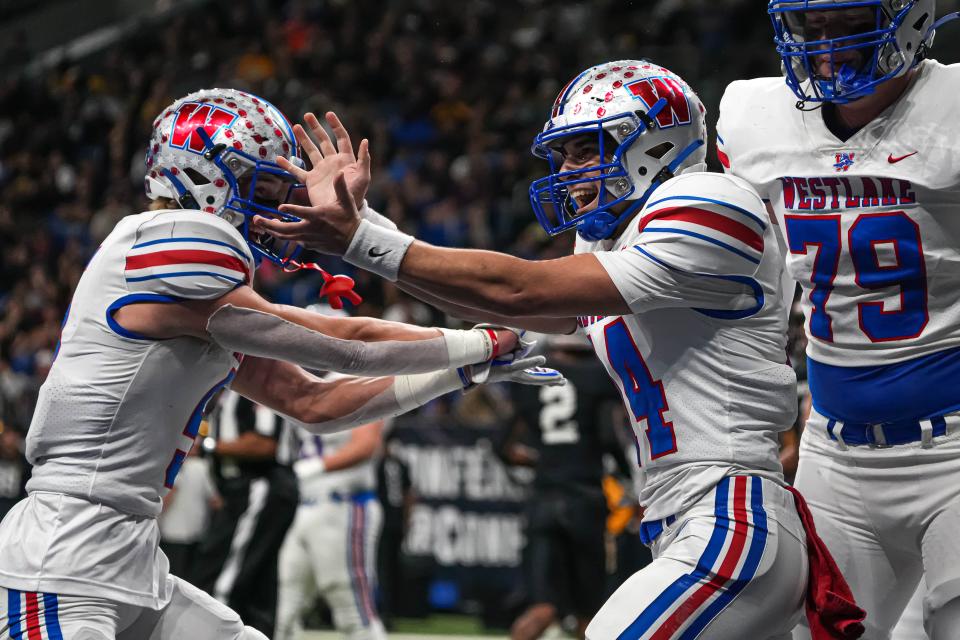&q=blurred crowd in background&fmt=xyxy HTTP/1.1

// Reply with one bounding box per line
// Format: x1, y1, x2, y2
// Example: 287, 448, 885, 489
0, 0, 790, 440
7, 0, 960, 632
3, 0, 959, 510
